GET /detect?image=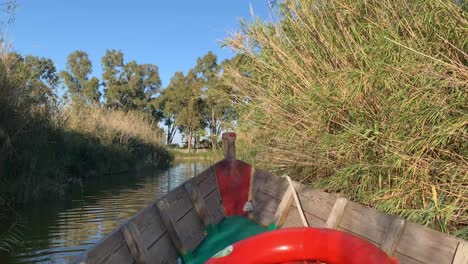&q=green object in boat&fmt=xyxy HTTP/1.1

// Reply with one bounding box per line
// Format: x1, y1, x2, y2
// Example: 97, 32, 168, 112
182, 216, 270, 264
